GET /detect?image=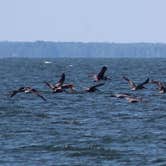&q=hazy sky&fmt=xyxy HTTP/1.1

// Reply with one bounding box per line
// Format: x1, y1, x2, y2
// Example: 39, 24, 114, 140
0, 0, 166, 42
